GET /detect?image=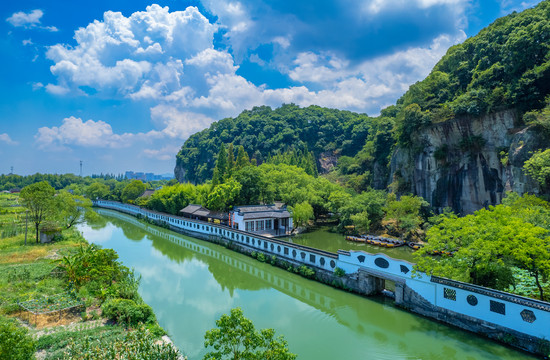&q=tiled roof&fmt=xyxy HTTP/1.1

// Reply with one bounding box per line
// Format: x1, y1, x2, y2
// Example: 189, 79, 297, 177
232, 204, 290, 219
233, 204, 286, 213
180, 204, 210, 215
242, 211, 290, 220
